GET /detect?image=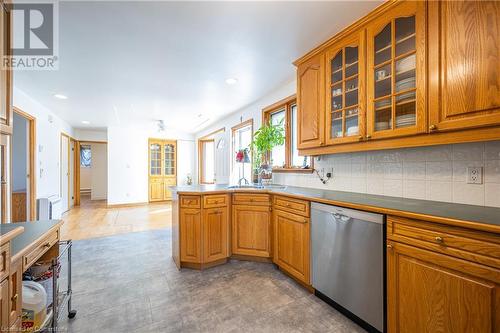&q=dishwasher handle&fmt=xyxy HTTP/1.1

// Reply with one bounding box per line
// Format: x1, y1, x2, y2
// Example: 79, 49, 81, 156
312, 202, 384, 224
